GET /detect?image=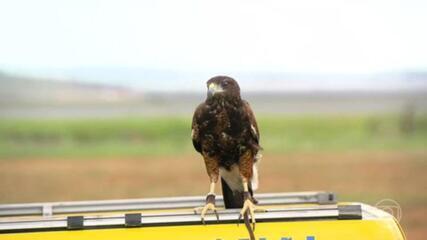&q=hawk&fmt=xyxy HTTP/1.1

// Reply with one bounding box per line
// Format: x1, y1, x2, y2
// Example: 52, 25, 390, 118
192, 76, 263, 235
